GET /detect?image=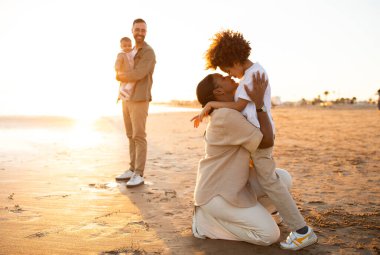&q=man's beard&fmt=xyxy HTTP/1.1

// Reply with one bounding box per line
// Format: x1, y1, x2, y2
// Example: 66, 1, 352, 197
134, 35, 145, 43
